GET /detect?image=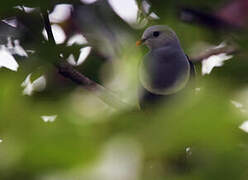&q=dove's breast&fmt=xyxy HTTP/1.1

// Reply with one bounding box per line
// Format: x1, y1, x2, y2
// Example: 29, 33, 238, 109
139, 46, 190, 95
